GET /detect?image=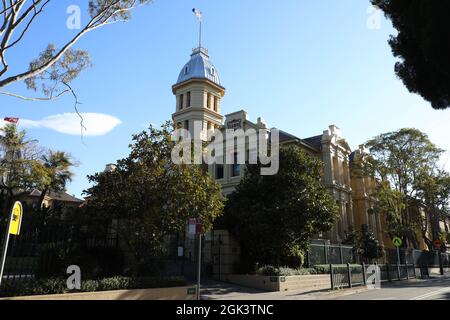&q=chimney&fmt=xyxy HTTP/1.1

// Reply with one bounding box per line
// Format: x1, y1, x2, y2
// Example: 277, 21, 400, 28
104, 163, 117, 173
